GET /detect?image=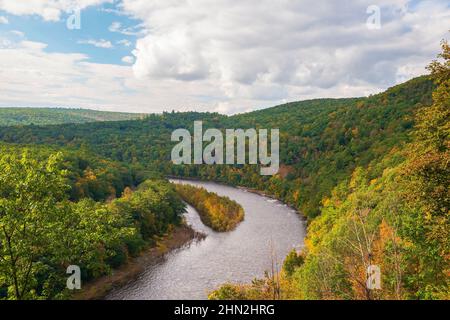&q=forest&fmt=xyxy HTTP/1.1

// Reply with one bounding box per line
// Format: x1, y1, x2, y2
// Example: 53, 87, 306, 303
0, 108, 143, 126
0, 144, 186, 299
0, 41, 448, 300
0, 76, 435, 219
210, 41, 449, 300
175, 183, 244, 232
